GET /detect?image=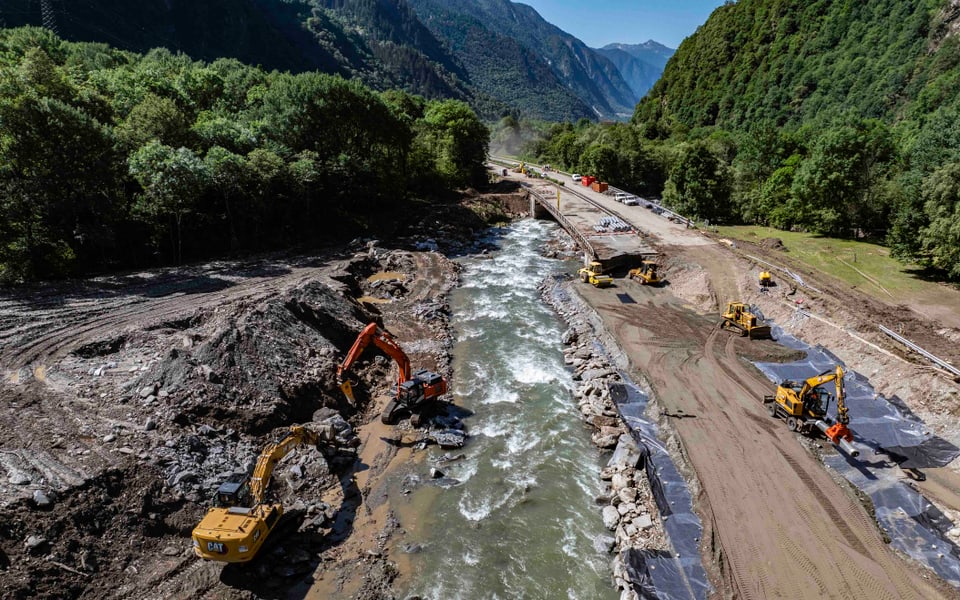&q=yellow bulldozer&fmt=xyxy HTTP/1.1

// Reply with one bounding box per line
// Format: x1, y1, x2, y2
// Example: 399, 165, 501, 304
191, 424, 332, 562
578, 261, 613, 288
628, 260, 662, 285
720, 302, 772, 339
